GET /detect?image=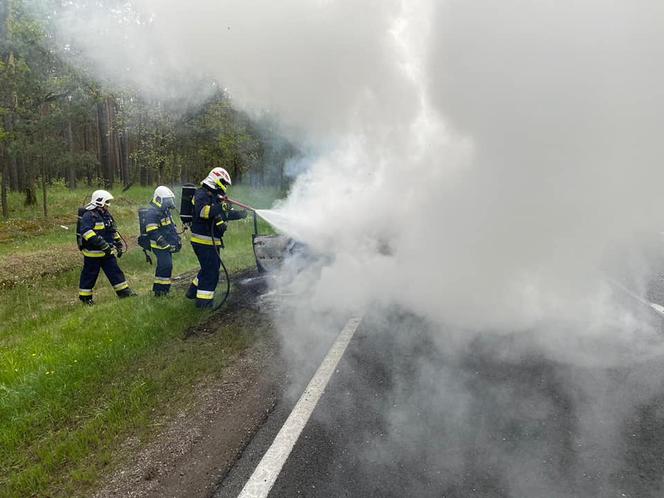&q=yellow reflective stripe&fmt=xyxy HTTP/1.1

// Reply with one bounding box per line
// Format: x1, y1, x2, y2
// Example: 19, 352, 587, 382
114, 233, 121, 240
192, 277, 199, 286
83, 230, 96, 240
154, 277, 172, 285
215, 219, 225, 227
160, 218, 171, 225
113, 281, 129, 291
79, 289, 93, 296
94, 223, 105, 230
190, 236, 212, 245
196, 290, 214, 300
146, 224, 159, 232
150, 240, 170, 249
200, 205, 211, 219
190, 235, 222, 246
82, 249, 106, 257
